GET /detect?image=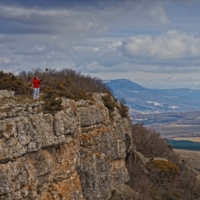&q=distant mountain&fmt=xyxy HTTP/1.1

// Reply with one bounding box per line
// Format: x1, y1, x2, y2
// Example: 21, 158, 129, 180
105, 79, 200, 114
